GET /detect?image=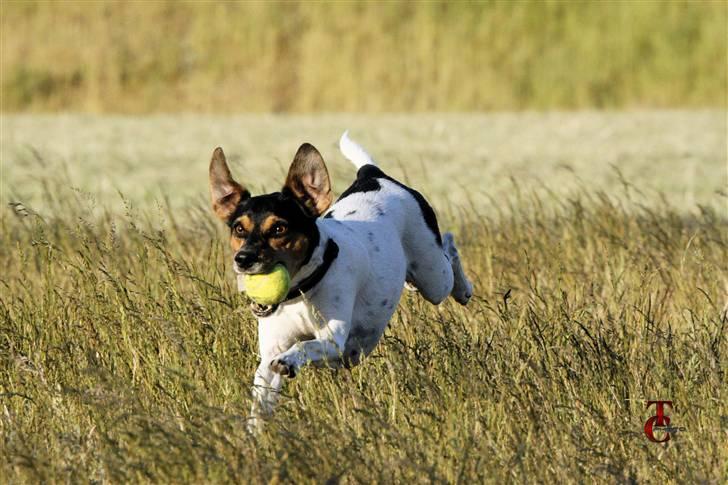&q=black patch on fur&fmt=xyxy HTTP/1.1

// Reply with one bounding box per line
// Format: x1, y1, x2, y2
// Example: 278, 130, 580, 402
323, 211, 334, 219
337, 164, 442, 246
345, 209, 357, 216
350, 326, 377, 340
337, 165, 383, 200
